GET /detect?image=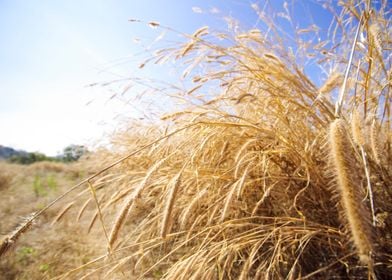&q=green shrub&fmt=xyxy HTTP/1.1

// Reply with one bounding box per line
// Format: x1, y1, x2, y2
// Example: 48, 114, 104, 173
9, 152, 54, 165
